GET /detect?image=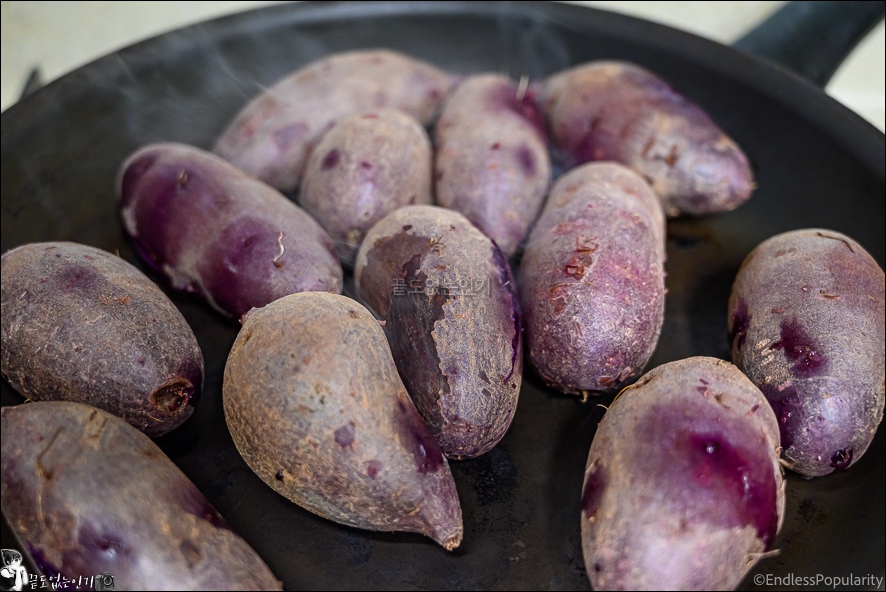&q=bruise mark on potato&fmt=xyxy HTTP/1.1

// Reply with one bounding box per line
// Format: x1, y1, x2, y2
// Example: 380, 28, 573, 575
334, 421, 356, 448
515, 145, 536, 176
180, 539, 202, 569
830, 448, 853, 472
581, 462, 606, 520
178, 482, 234, 532
396, 400, 444, 474
768, 320, 826, 374
759, 383, 799, 451
729, 299, 751, 351
321, 149, 340, 170
364, 459, 383, 479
